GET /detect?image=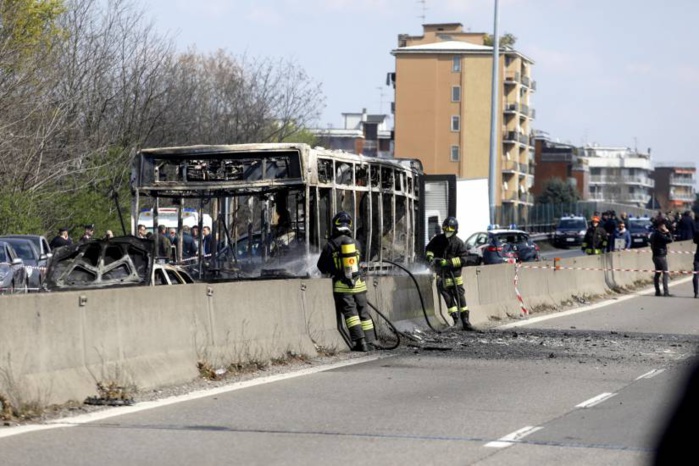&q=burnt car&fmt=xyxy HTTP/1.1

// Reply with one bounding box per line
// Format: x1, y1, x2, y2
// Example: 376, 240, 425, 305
0, 240, 28, 294
0, 237, 47, 291
45, 237, 154, 290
